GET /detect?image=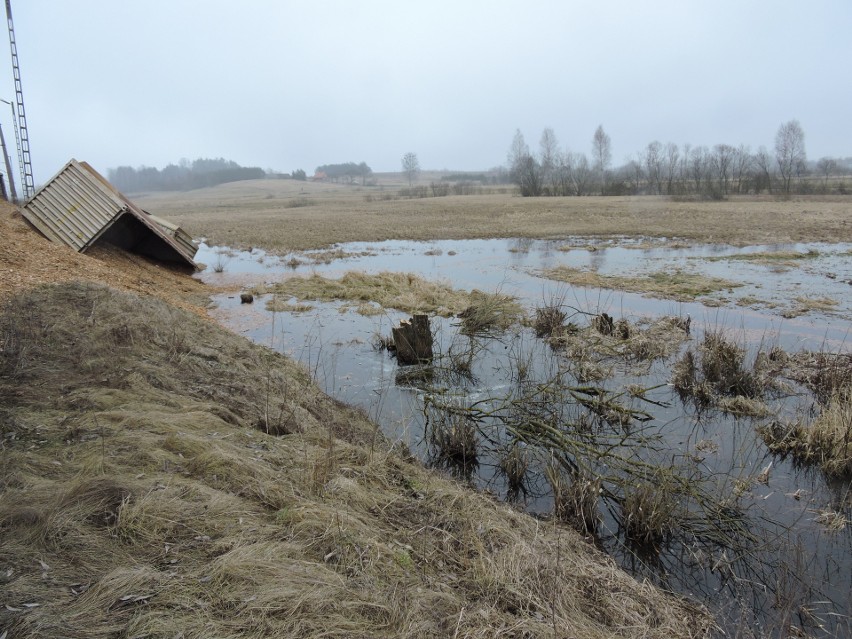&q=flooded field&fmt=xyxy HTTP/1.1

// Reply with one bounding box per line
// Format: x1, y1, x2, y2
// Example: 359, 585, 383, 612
198, 237, 852, 637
